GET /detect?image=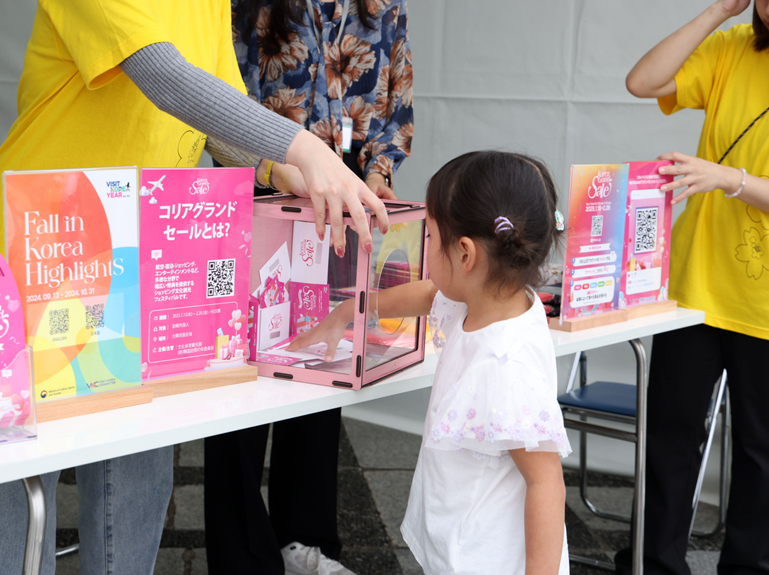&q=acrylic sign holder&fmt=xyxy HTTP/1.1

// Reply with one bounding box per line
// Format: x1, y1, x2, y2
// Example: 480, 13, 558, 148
0, 251, 37, 444
0, 345, 37, 444
249, 196, 428, 390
